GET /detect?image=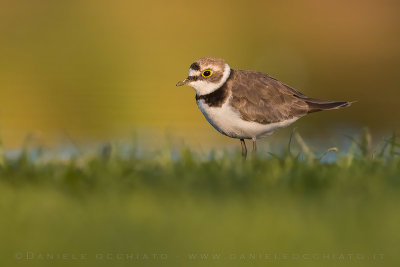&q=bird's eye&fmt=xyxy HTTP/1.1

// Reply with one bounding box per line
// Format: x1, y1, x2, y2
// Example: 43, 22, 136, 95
202, 70, 213, 78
